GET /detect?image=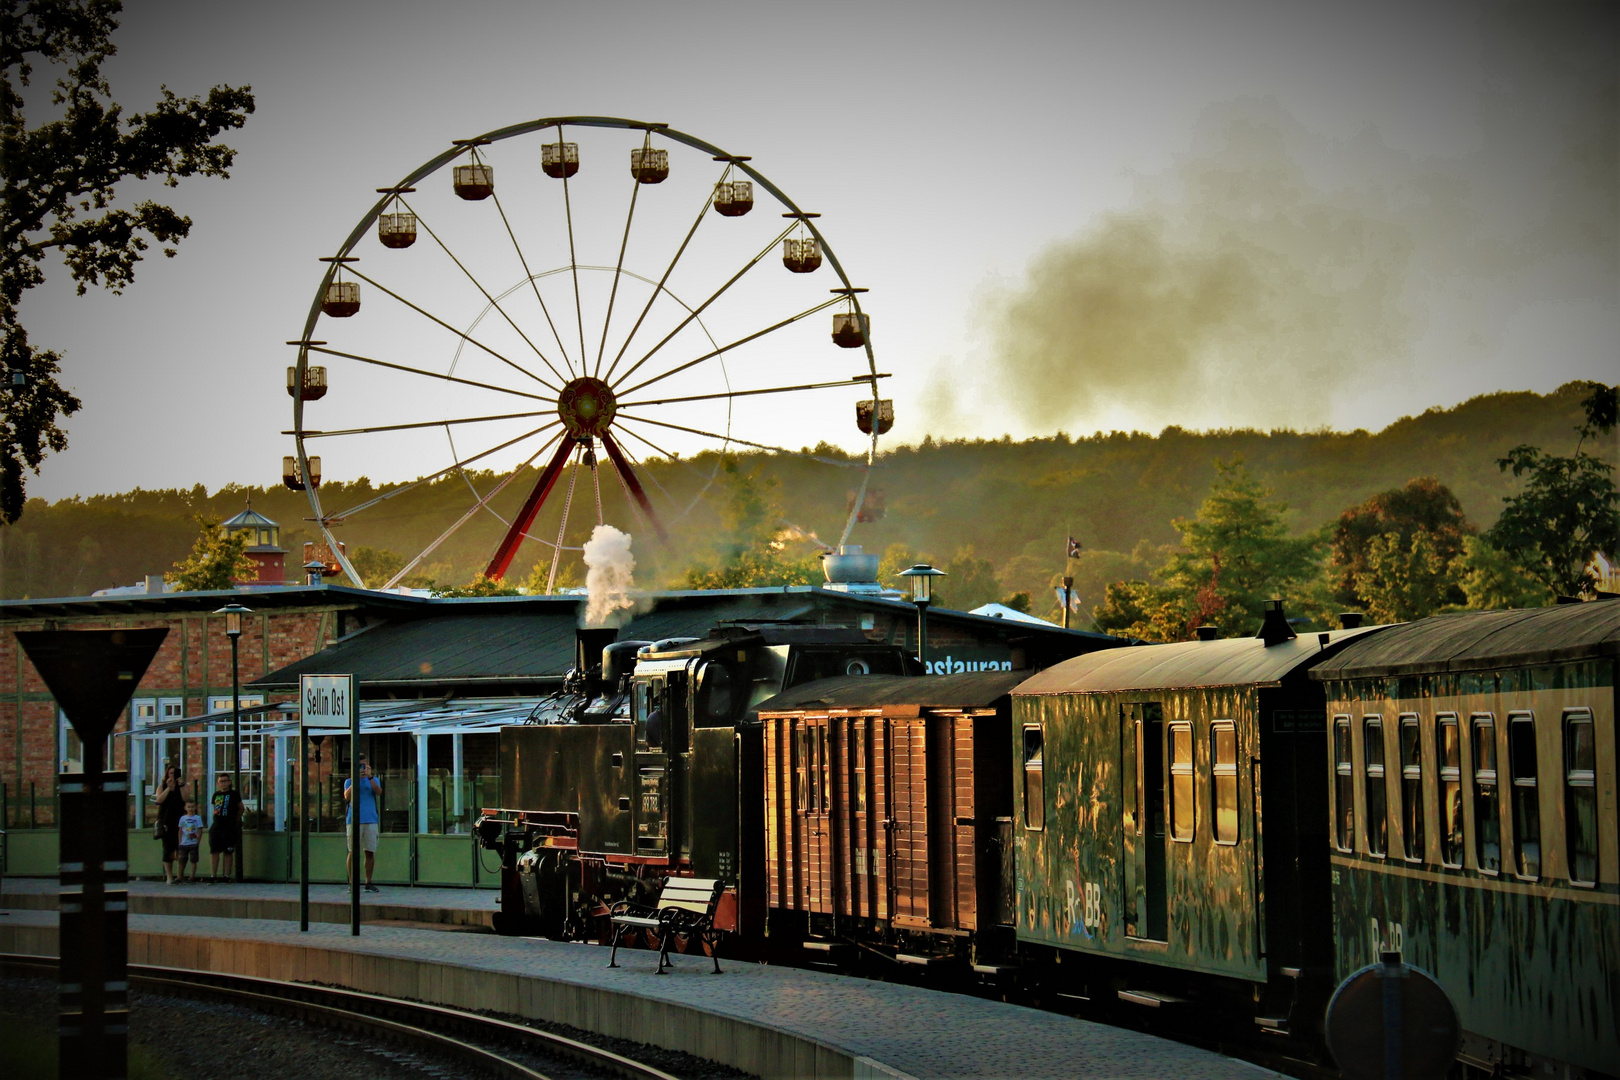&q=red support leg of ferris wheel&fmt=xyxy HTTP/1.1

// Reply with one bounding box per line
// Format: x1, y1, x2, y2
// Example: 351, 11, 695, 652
600, 431, 668, 543
485, 435, 577, 580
